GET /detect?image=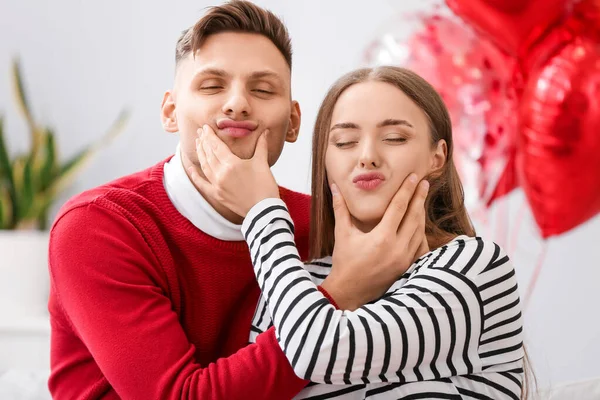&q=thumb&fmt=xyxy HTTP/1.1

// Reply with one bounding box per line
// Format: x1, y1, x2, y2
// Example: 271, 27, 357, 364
254, 129, 270, 162
331, 183, 351, 238
187, 165, 218, 199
